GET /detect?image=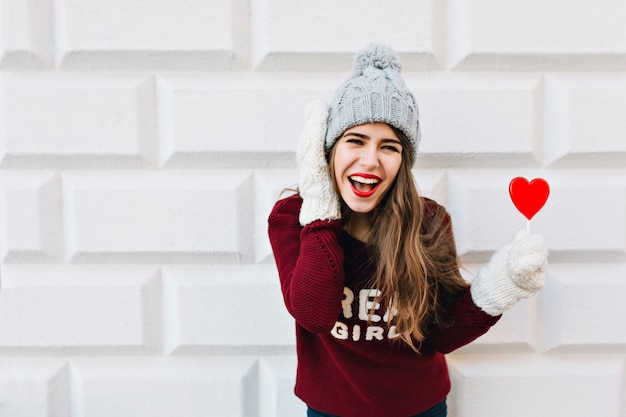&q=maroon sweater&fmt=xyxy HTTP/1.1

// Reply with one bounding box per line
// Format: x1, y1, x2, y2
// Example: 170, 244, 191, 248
268, 194, 500, 417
